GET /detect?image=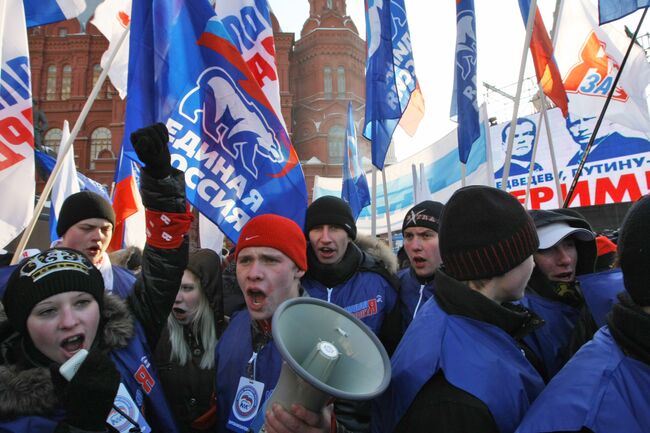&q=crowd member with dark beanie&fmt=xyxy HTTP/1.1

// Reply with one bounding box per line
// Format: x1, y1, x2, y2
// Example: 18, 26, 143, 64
373, 185, 546, 433
0, 123, 192, 432
301, 196, 400, 349
55, 190, 137, 298
516, 194, 650, 433
398, 200, 443, 330
521, 210, 598, 378
153, 248, 226, 432
301, 196, 401, 433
